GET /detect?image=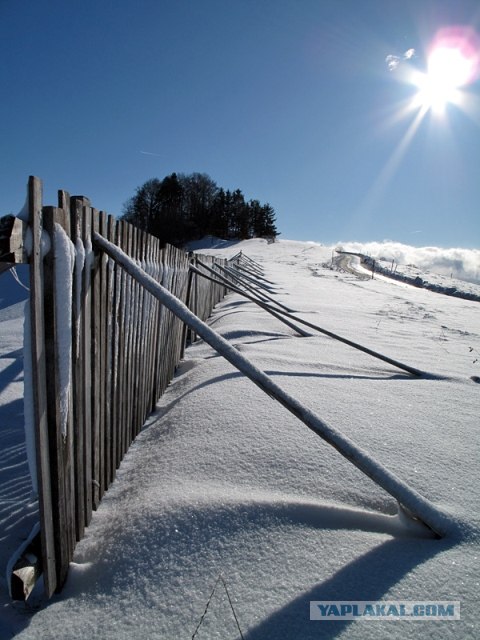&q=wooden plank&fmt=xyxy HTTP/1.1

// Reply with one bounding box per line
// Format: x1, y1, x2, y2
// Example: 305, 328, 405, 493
28, 176, 57, 597
127, 224, 138, 443
139, 231, 150, 422
114, 220, 126, 470
169, 247, 188, 375
135, 228, 149, 433
165, 246, 177, 383
121, 221, 133, 458
158, 246, 172, 395
137, 232, 152, 433
105, 214, 116, 486
0, 215, 27, 263
152, 244, 166, 402
42, 205, 73, 590
90, 209, 102, 509
57, 196, 77, 575
134, 229, 147, 430
128, 225, 140, 439
98, 212, 108, 498
115, 221, 126, 465
81, 206, 93, 525
56, 192, 77, 567
145, 235, 159, 414
182, 258, 195, 353
121, 223, 131, 453
70, 196, 88, 541
133, 225, 143, 437
152, 237, 163, 405
150, 236, 162, 409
